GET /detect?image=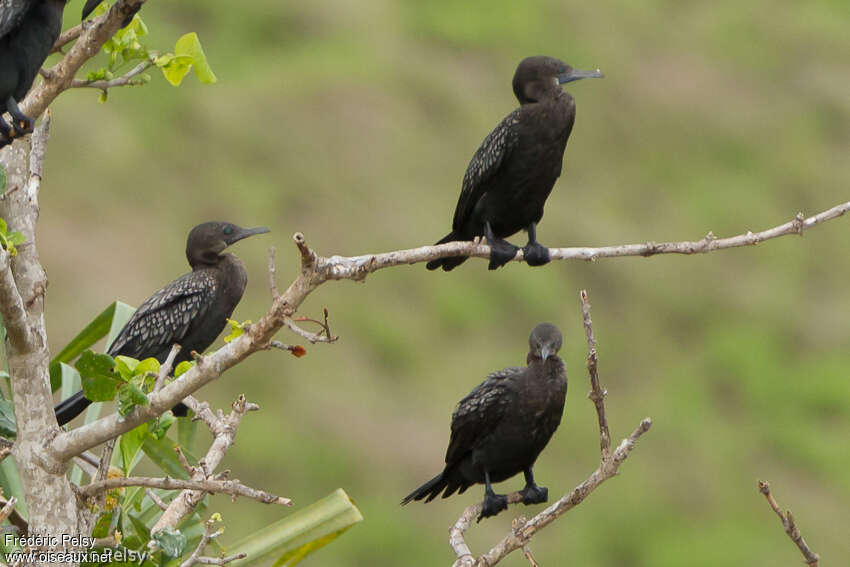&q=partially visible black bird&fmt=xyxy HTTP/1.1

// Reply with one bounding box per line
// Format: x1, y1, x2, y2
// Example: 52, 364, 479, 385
402, 323, 567, 520
426, 56, 602, 271
0, 0, 134, 148
54, 221, 269, 426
